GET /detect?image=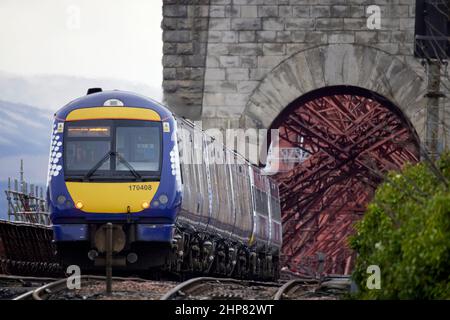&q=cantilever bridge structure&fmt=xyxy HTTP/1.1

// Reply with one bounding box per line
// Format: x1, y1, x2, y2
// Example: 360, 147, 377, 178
271, 88, 419, 274
162, 0, 450, 275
